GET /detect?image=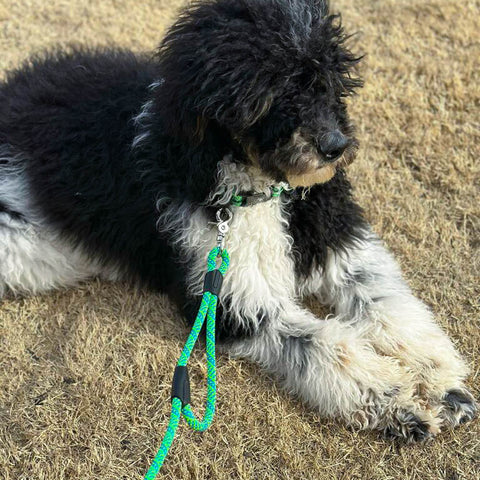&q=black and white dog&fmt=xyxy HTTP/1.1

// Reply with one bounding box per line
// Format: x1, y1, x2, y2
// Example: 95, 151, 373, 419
0, 0, 476, 441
